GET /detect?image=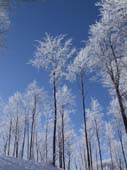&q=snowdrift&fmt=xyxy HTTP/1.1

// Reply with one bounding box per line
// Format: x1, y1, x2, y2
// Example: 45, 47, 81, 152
0, 156, 59, 170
